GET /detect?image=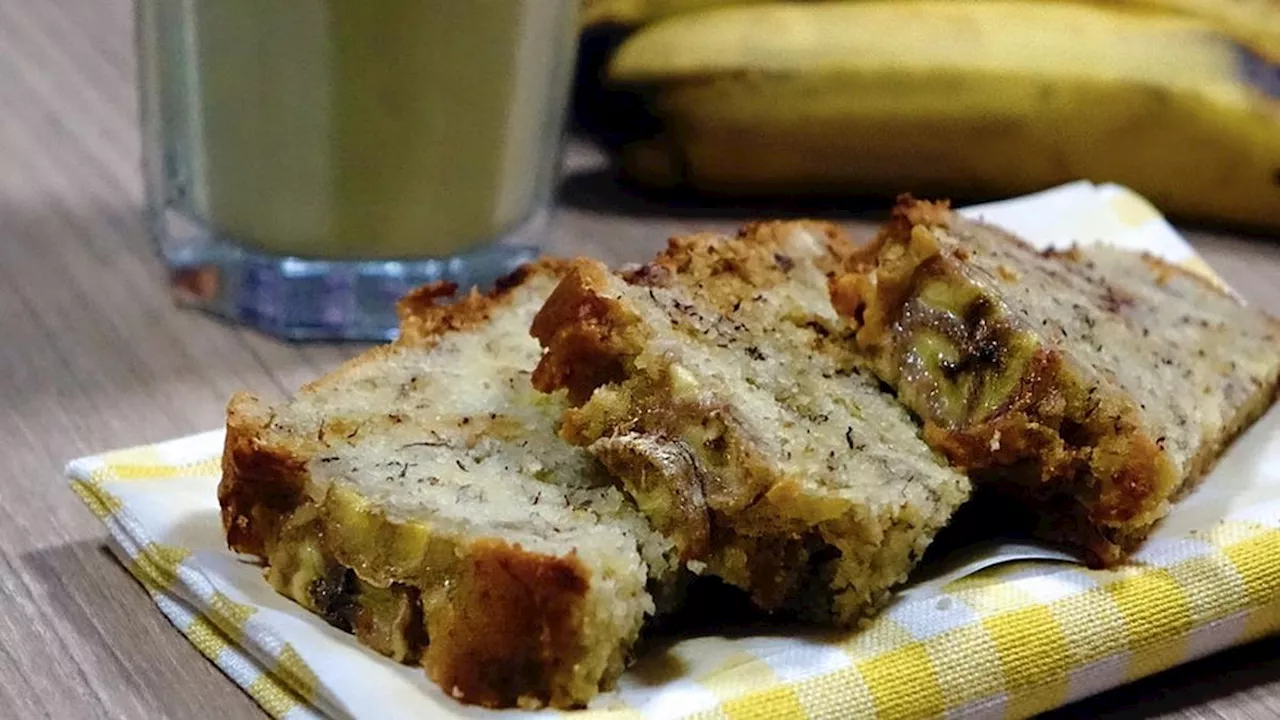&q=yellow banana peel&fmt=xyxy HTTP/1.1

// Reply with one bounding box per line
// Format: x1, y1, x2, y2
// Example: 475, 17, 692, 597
609, 1, 1280, 229
583, 0, 1280, 65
